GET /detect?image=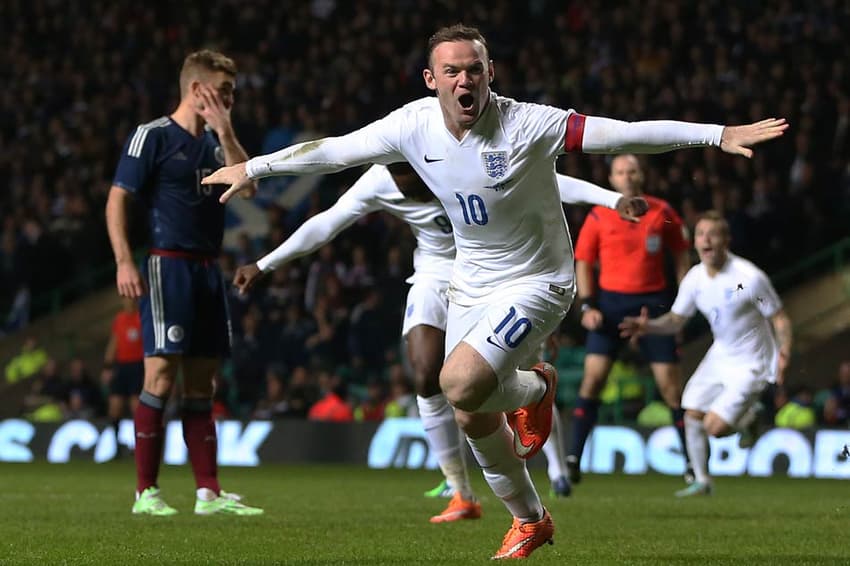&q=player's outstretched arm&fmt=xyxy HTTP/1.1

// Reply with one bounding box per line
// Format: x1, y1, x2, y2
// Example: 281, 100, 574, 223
619, 307, 688, 338
719, 119, 789, 158
577, 115, 787, 157
555, 174, 648, 223
254, 199, 367, 275
206, 126, 401, 202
